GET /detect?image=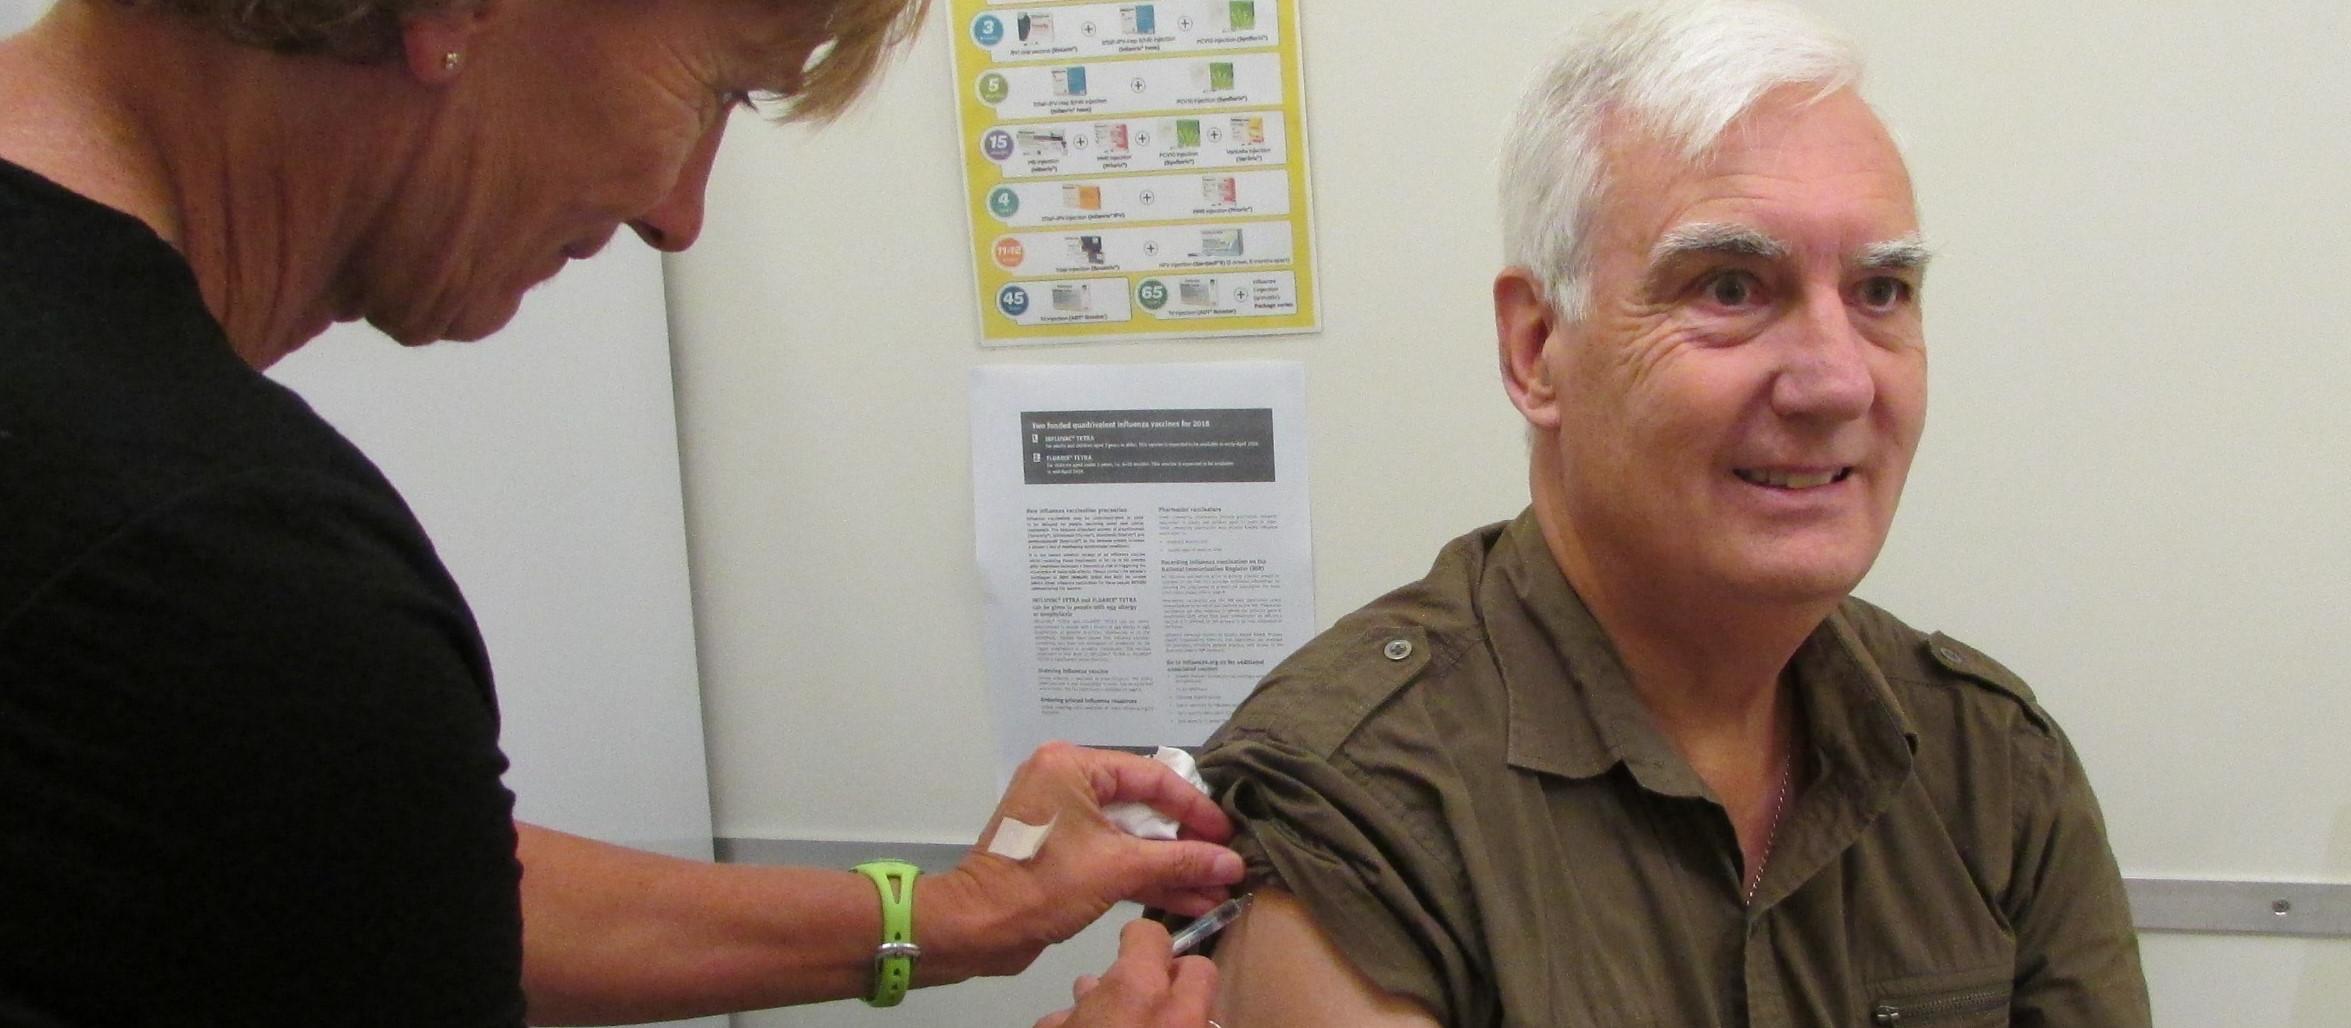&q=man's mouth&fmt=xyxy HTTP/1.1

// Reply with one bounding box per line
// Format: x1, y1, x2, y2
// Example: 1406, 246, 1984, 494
1734, 467, 1853, 489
